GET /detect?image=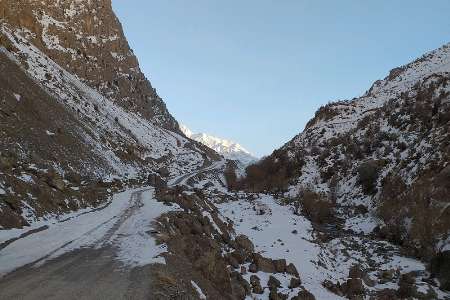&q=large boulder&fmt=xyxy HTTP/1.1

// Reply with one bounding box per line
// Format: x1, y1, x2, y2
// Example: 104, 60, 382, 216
46, 173, 66, 191
235, 235, 254, 253
292, 290, 316, 300
289, 277, 301, 289
286, 263, 299, 277
267, 275, 281, 290
250, 275, 264, 294
348, 264, 364, 279
344, 278, 365, 297
253, 254, 276, 273
273, 259, 287, 273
